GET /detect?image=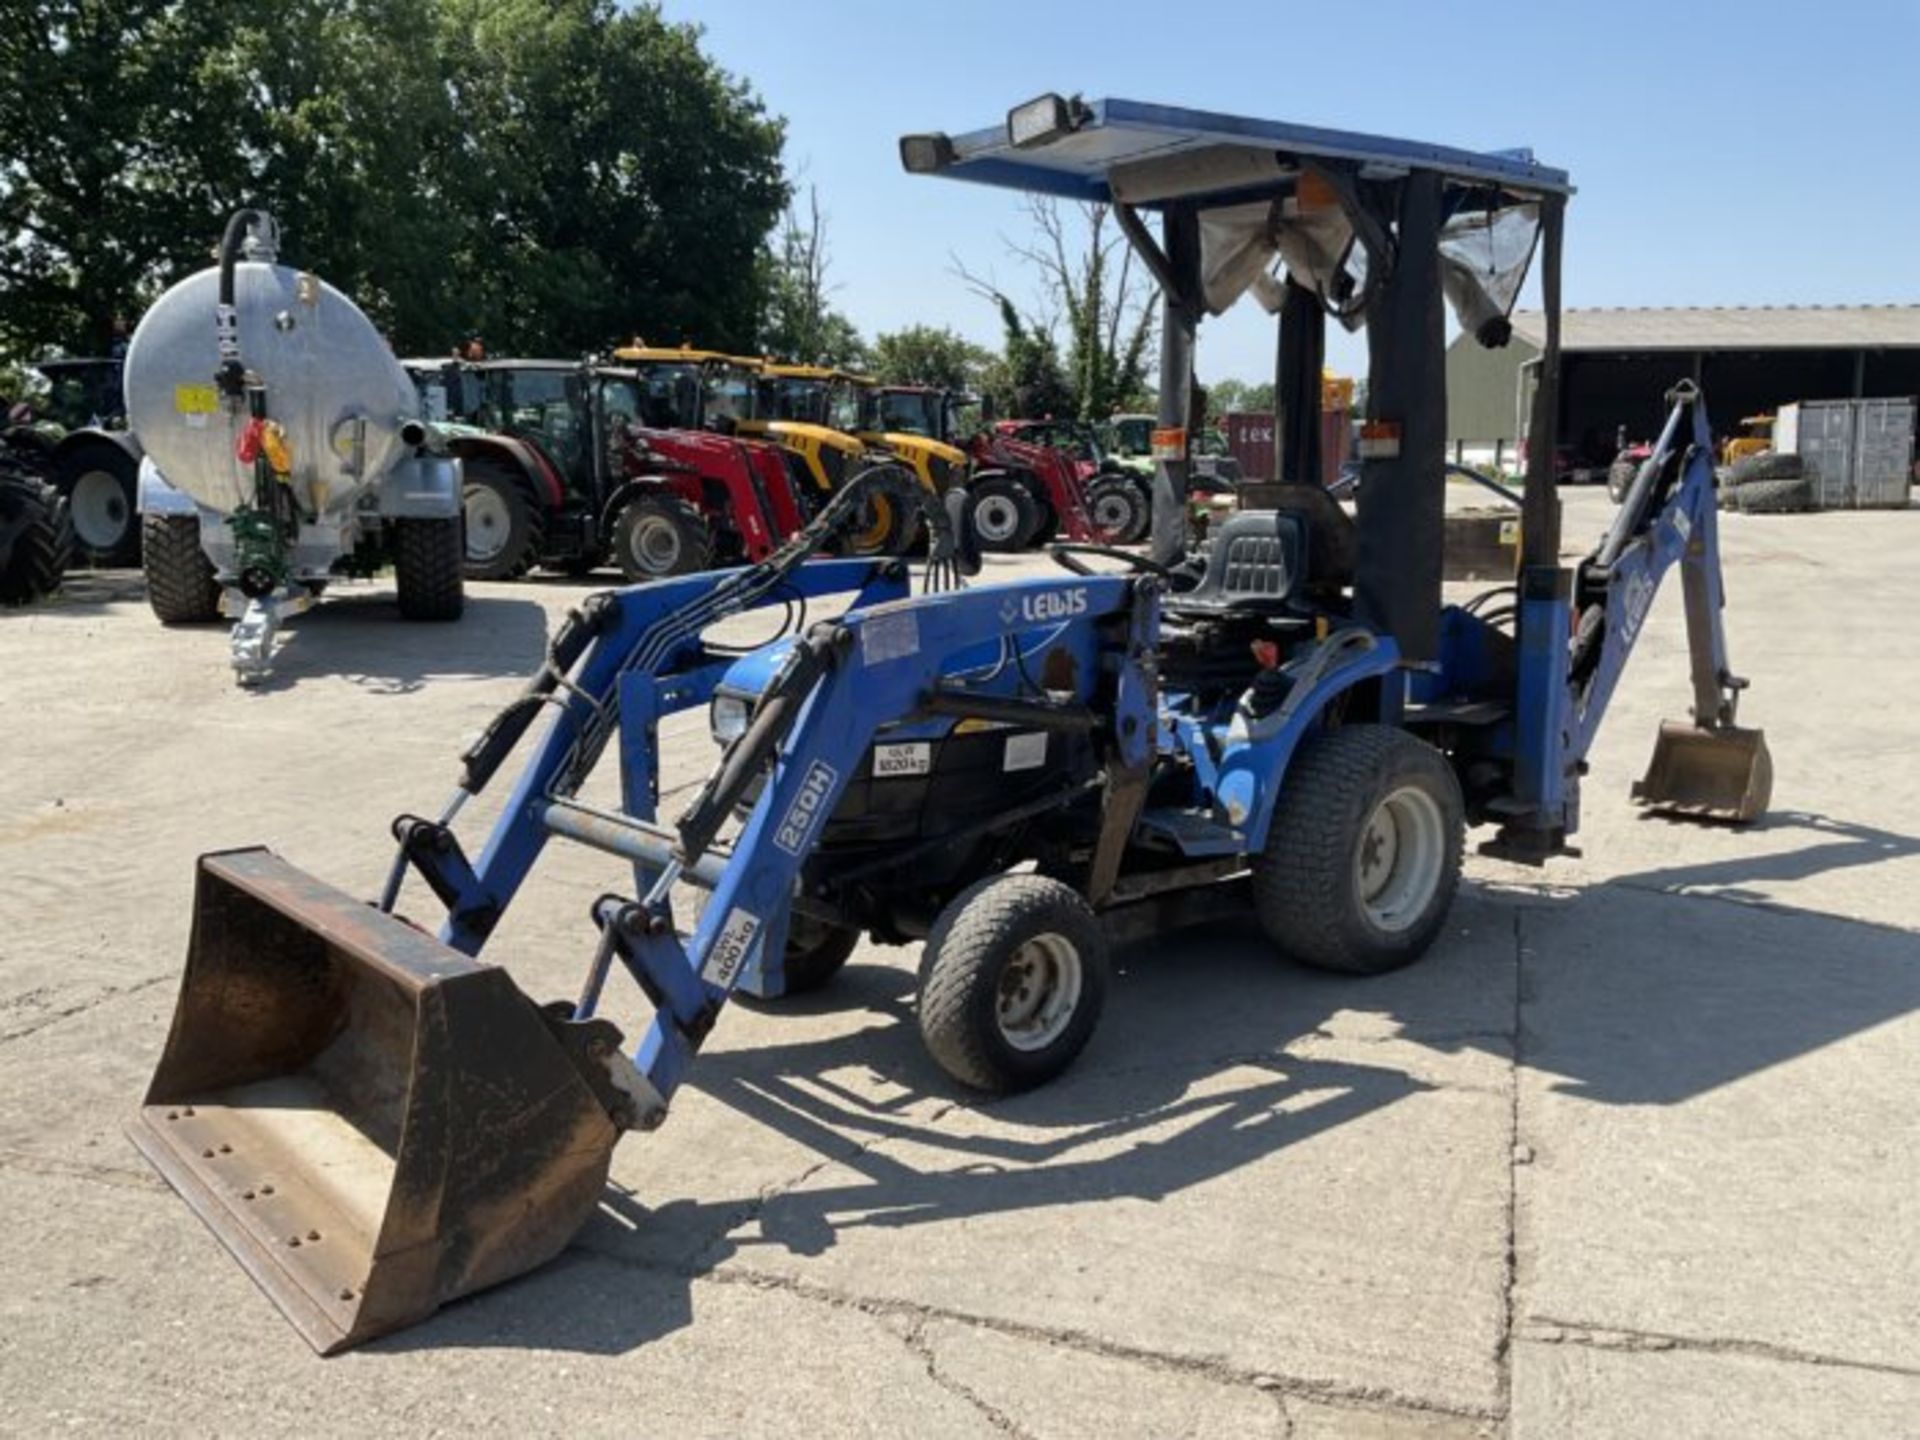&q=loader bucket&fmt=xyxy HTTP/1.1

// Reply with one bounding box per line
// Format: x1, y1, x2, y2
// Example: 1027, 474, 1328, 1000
1631, 720, 1773, 823
128, 848, 625, 1354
